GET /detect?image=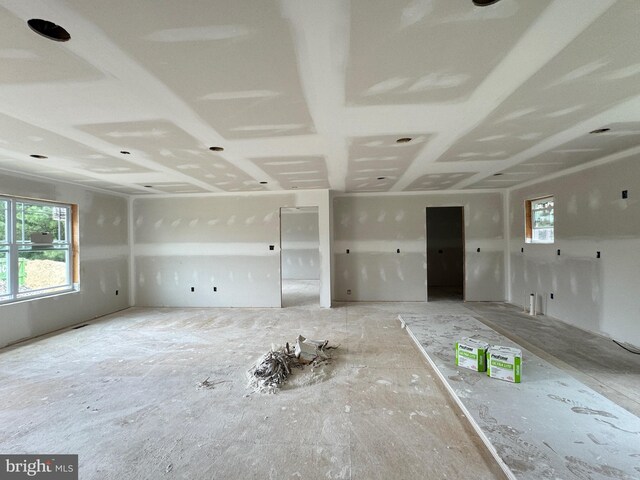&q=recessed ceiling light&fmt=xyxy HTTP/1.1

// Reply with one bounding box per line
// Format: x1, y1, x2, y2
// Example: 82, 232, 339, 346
473, 0, 502, 6
493, 173, 504, 176
377, 177, 386, 180
209, 146, 224, 152
589, 128, 610, 134
120, 150, 130, 155
30, 154, 47, 159
396, 137, 412, 144
144, 185, 153, 188
27, 19, 71, 42
260, 181, 268, 184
